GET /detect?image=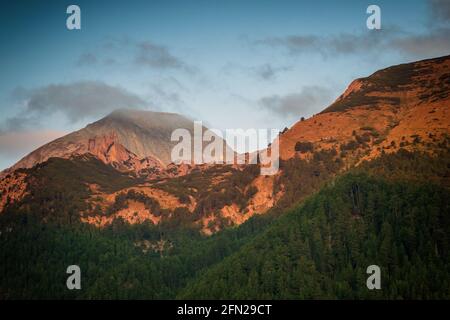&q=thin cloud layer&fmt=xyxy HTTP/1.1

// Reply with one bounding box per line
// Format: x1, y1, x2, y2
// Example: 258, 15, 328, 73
255, 29, 393, 57
253, 64, 291, 80
255, 0, 450, 60
259, 86, 334, 118
9, 81, 149, 125
221, 62, 291, 81
76, 53, 98, 67
255, 26, 450, 60
429, 0, 450, 22
80, 37, 195, 73
390, 28, 450, 58
135, 41, 186, 70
